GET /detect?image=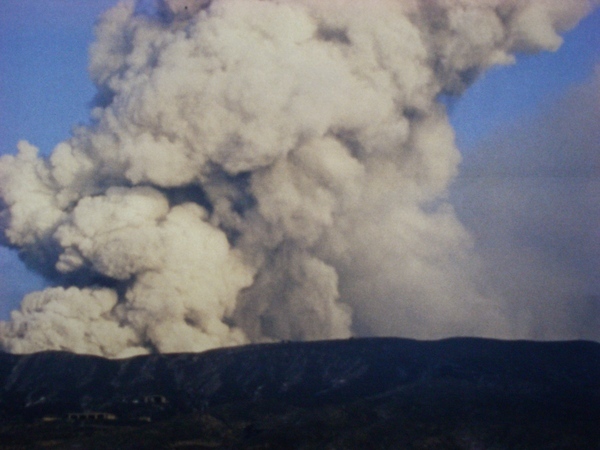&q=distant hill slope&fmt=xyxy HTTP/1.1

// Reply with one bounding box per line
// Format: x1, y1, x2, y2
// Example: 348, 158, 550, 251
1, 337, 599, 449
